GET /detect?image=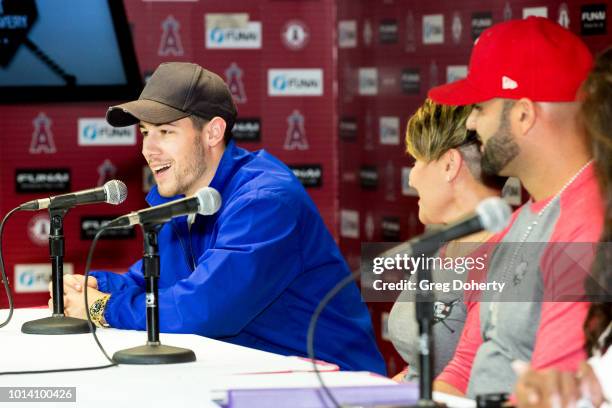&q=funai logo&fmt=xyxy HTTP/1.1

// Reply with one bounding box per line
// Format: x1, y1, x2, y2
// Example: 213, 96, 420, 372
268, 69, 323, 96
78, 119, 136, 146
15, 263, 74, 293
205, 15, 262, 49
